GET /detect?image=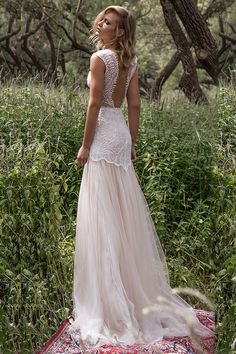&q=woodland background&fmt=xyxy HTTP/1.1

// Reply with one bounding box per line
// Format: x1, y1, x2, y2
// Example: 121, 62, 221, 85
0, 0, 236, 353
